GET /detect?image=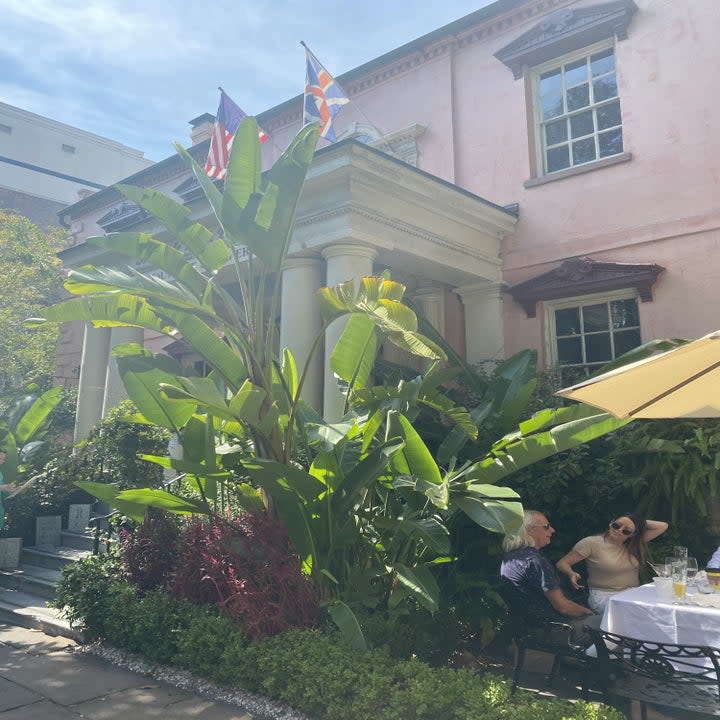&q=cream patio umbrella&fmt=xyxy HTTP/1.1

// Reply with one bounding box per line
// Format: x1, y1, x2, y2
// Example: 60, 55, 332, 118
556, 331, 720, 419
